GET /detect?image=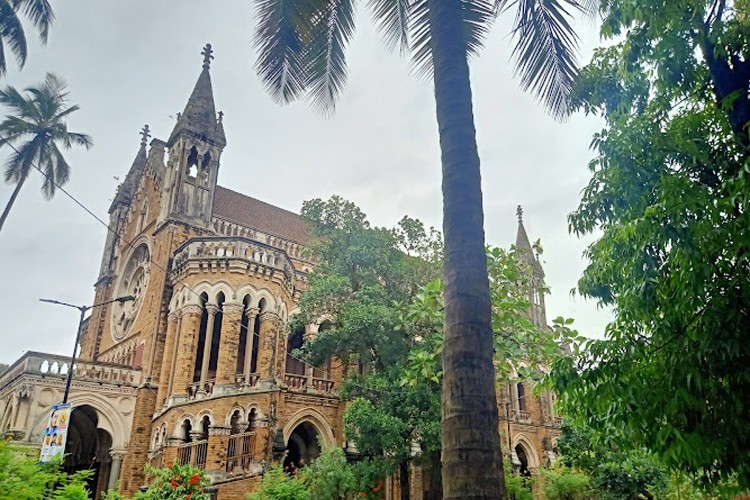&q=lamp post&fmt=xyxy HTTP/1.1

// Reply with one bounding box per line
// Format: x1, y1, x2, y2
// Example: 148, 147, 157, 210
39, 295, 135, 404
